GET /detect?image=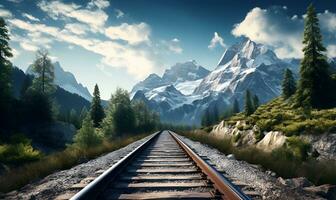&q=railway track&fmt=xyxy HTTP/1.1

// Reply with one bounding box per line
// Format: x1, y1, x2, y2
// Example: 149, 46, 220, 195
69, 131, 252, 200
